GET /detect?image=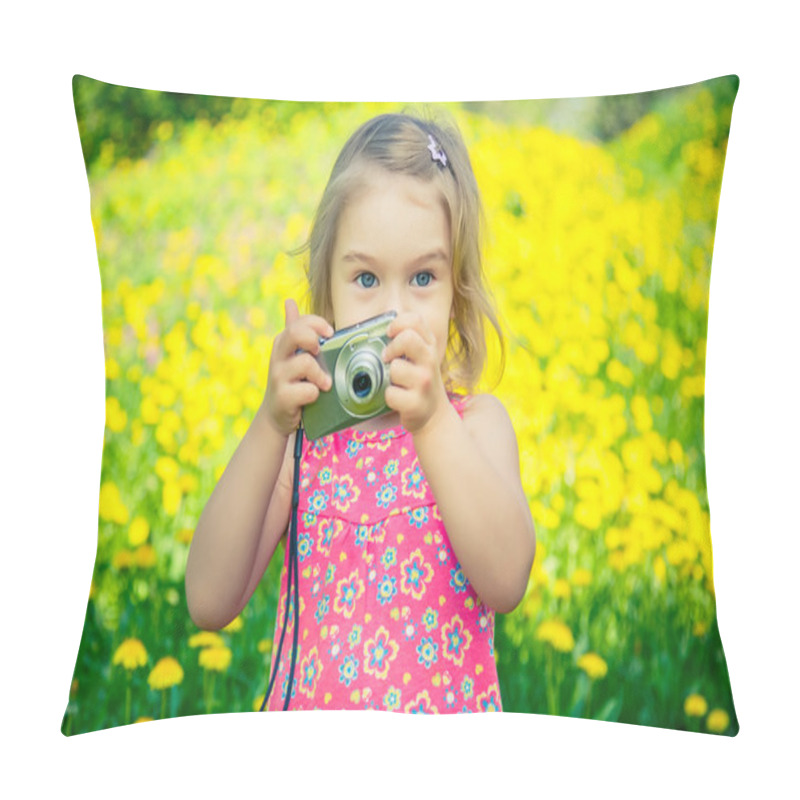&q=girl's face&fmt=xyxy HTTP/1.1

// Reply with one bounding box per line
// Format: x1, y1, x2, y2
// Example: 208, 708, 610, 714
330, 167, 454, 368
